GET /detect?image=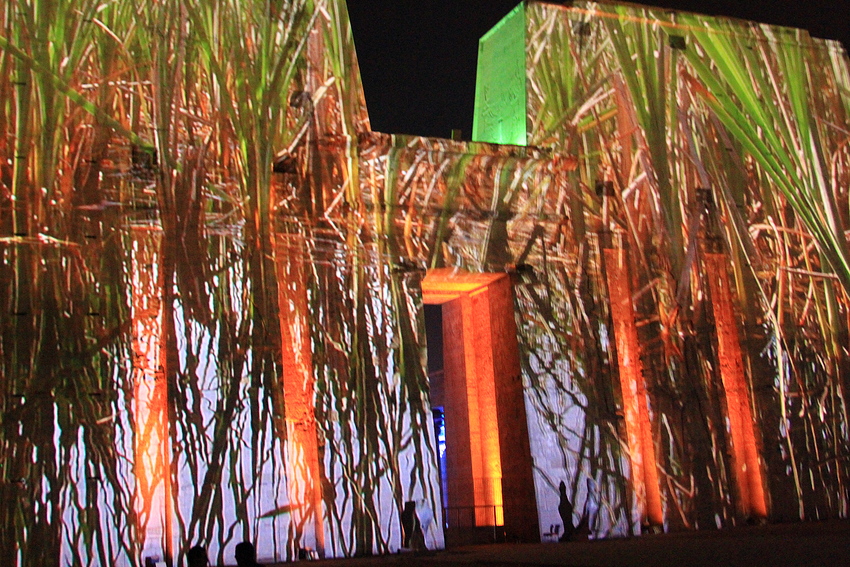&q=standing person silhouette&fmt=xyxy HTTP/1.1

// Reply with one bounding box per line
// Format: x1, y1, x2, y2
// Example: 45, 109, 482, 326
186, 545, 209, 567
400, 501, 426, 550
235, 541, 263, 566
558, 481, 576, 542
